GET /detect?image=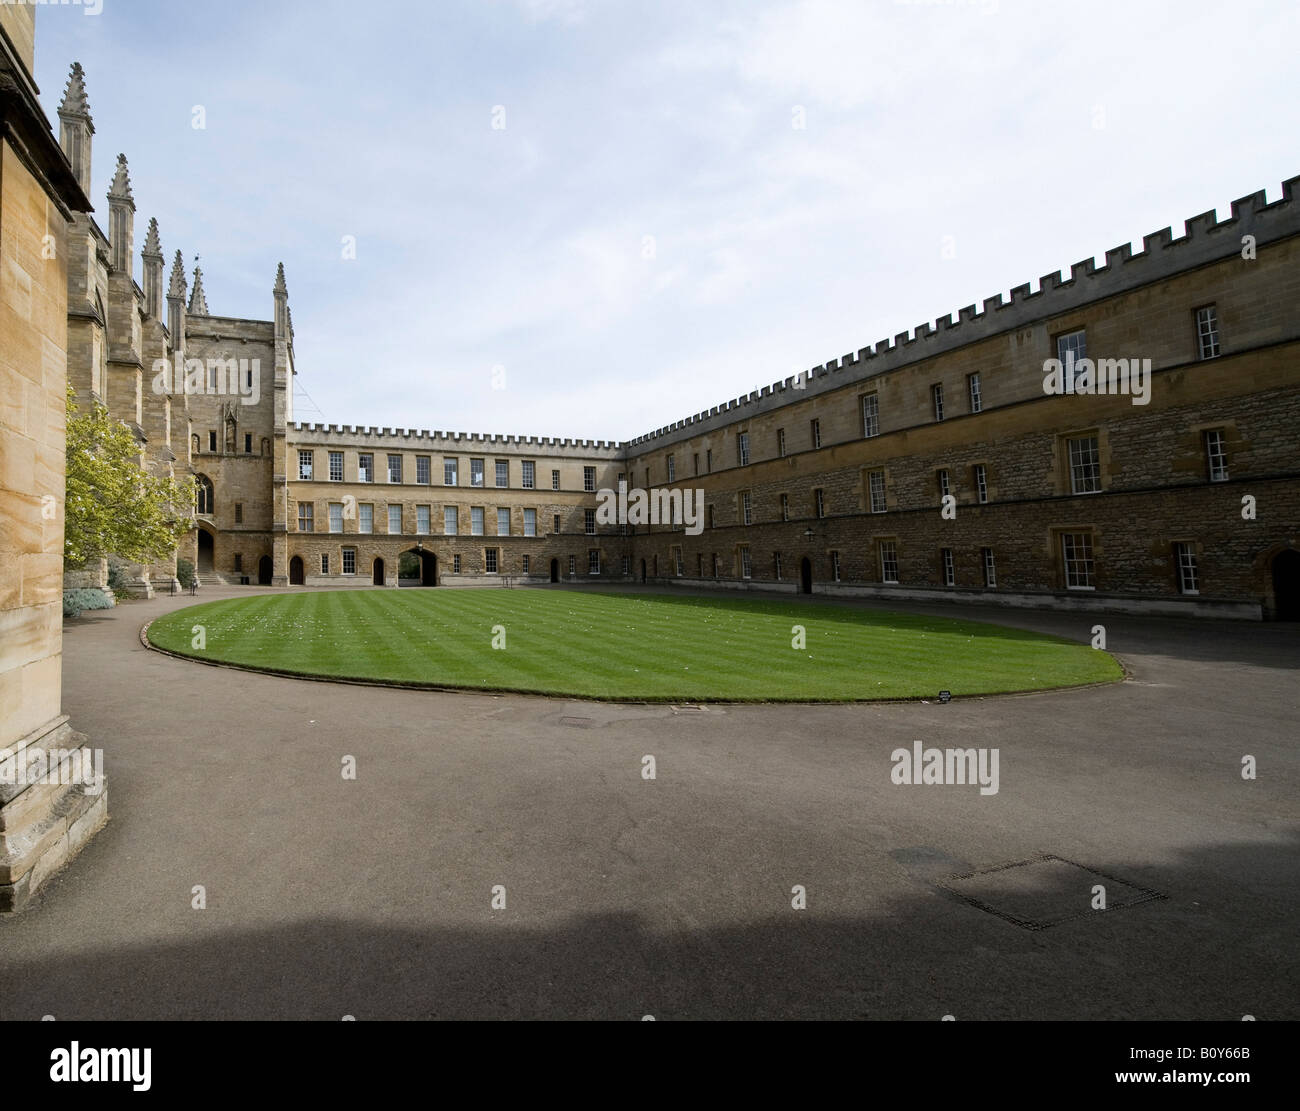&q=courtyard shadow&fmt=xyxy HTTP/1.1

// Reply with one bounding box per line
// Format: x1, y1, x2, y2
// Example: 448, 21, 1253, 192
1, 834, 1293, 1021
